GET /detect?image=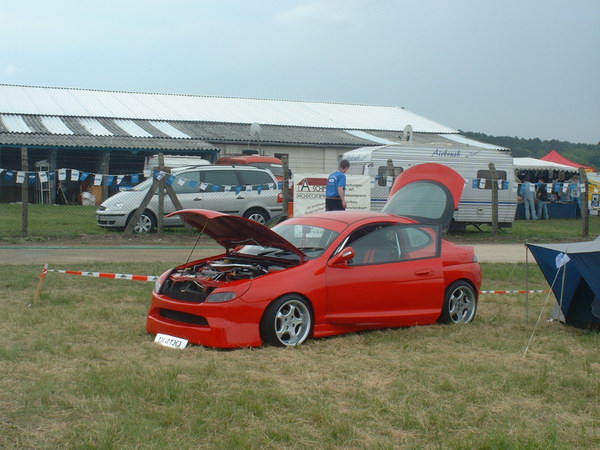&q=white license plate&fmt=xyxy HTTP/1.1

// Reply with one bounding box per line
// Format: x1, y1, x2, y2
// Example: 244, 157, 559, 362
154, 333, 188, 349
